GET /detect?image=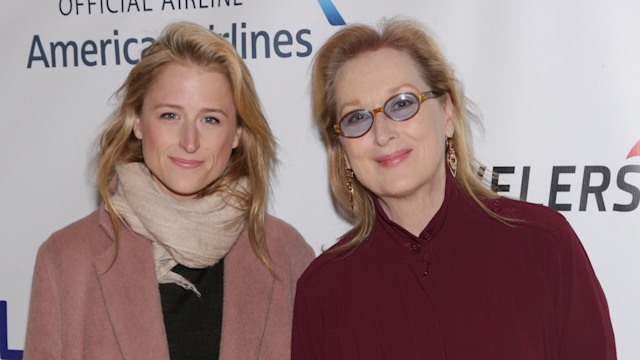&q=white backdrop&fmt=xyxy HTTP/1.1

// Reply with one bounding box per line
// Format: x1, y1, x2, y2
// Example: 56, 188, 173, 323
1, 0, 638, 358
